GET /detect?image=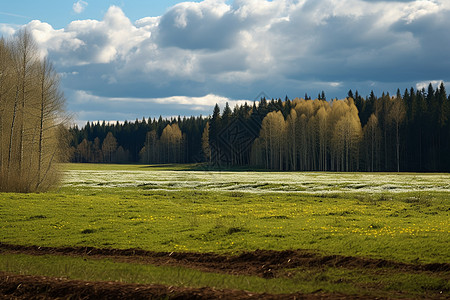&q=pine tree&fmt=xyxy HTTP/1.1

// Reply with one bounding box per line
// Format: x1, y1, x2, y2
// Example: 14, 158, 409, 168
209, 104, 221, 165
201, 122, 211, 162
